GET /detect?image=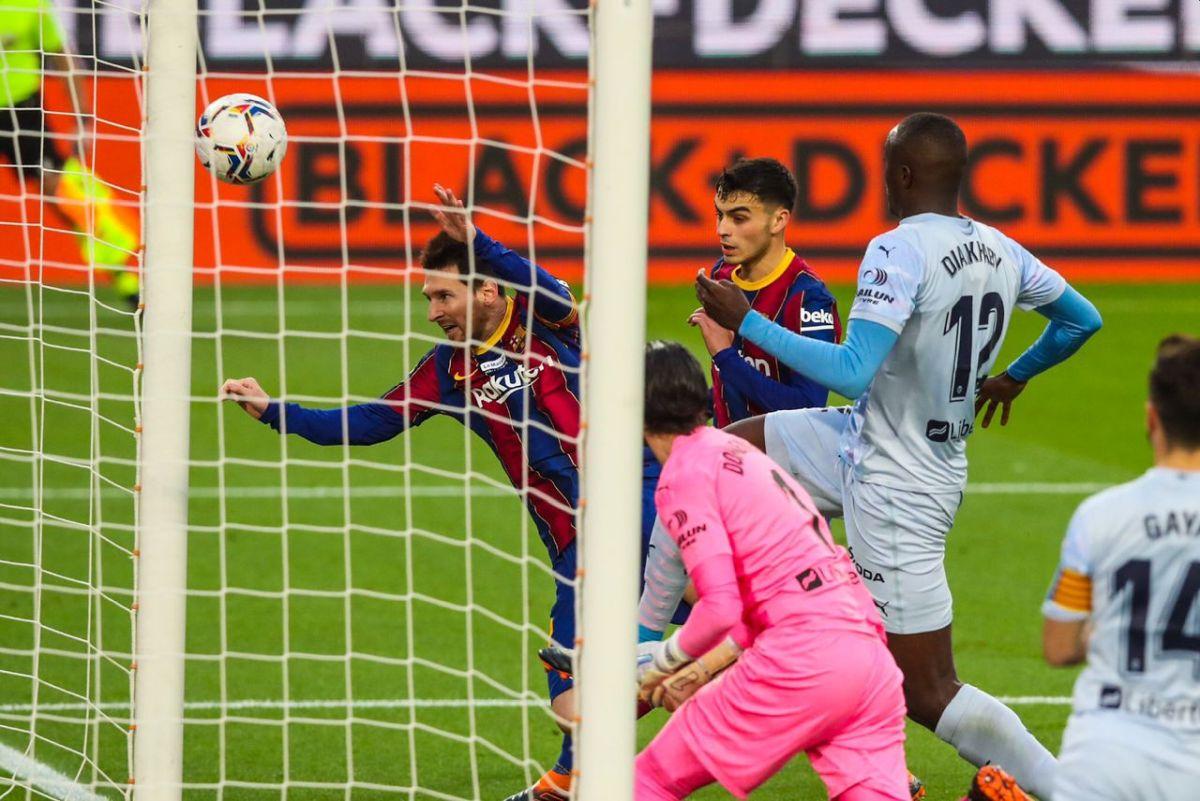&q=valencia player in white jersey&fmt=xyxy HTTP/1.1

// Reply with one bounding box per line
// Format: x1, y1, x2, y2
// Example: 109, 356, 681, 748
1043, 336, 1200, 801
